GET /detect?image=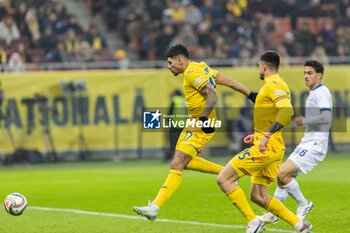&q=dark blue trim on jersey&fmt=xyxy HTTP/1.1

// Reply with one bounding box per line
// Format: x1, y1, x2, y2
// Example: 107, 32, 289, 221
312, 83, 323, 91
320, 108, 332, 111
